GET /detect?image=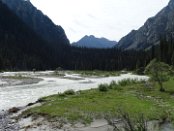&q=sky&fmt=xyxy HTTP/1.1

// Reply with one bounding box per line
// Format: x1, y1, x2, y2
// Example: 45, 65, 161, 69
30, 0, 169, 43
